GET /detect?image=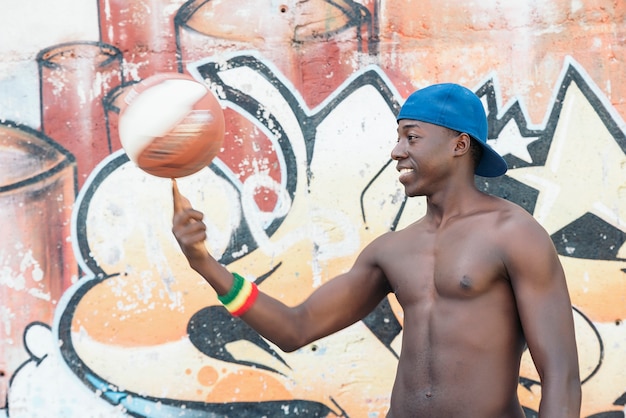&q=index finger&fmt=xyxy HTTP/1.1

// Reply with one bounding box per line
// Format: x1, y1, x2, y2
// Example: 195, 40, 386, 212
172, 178, 192, 214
